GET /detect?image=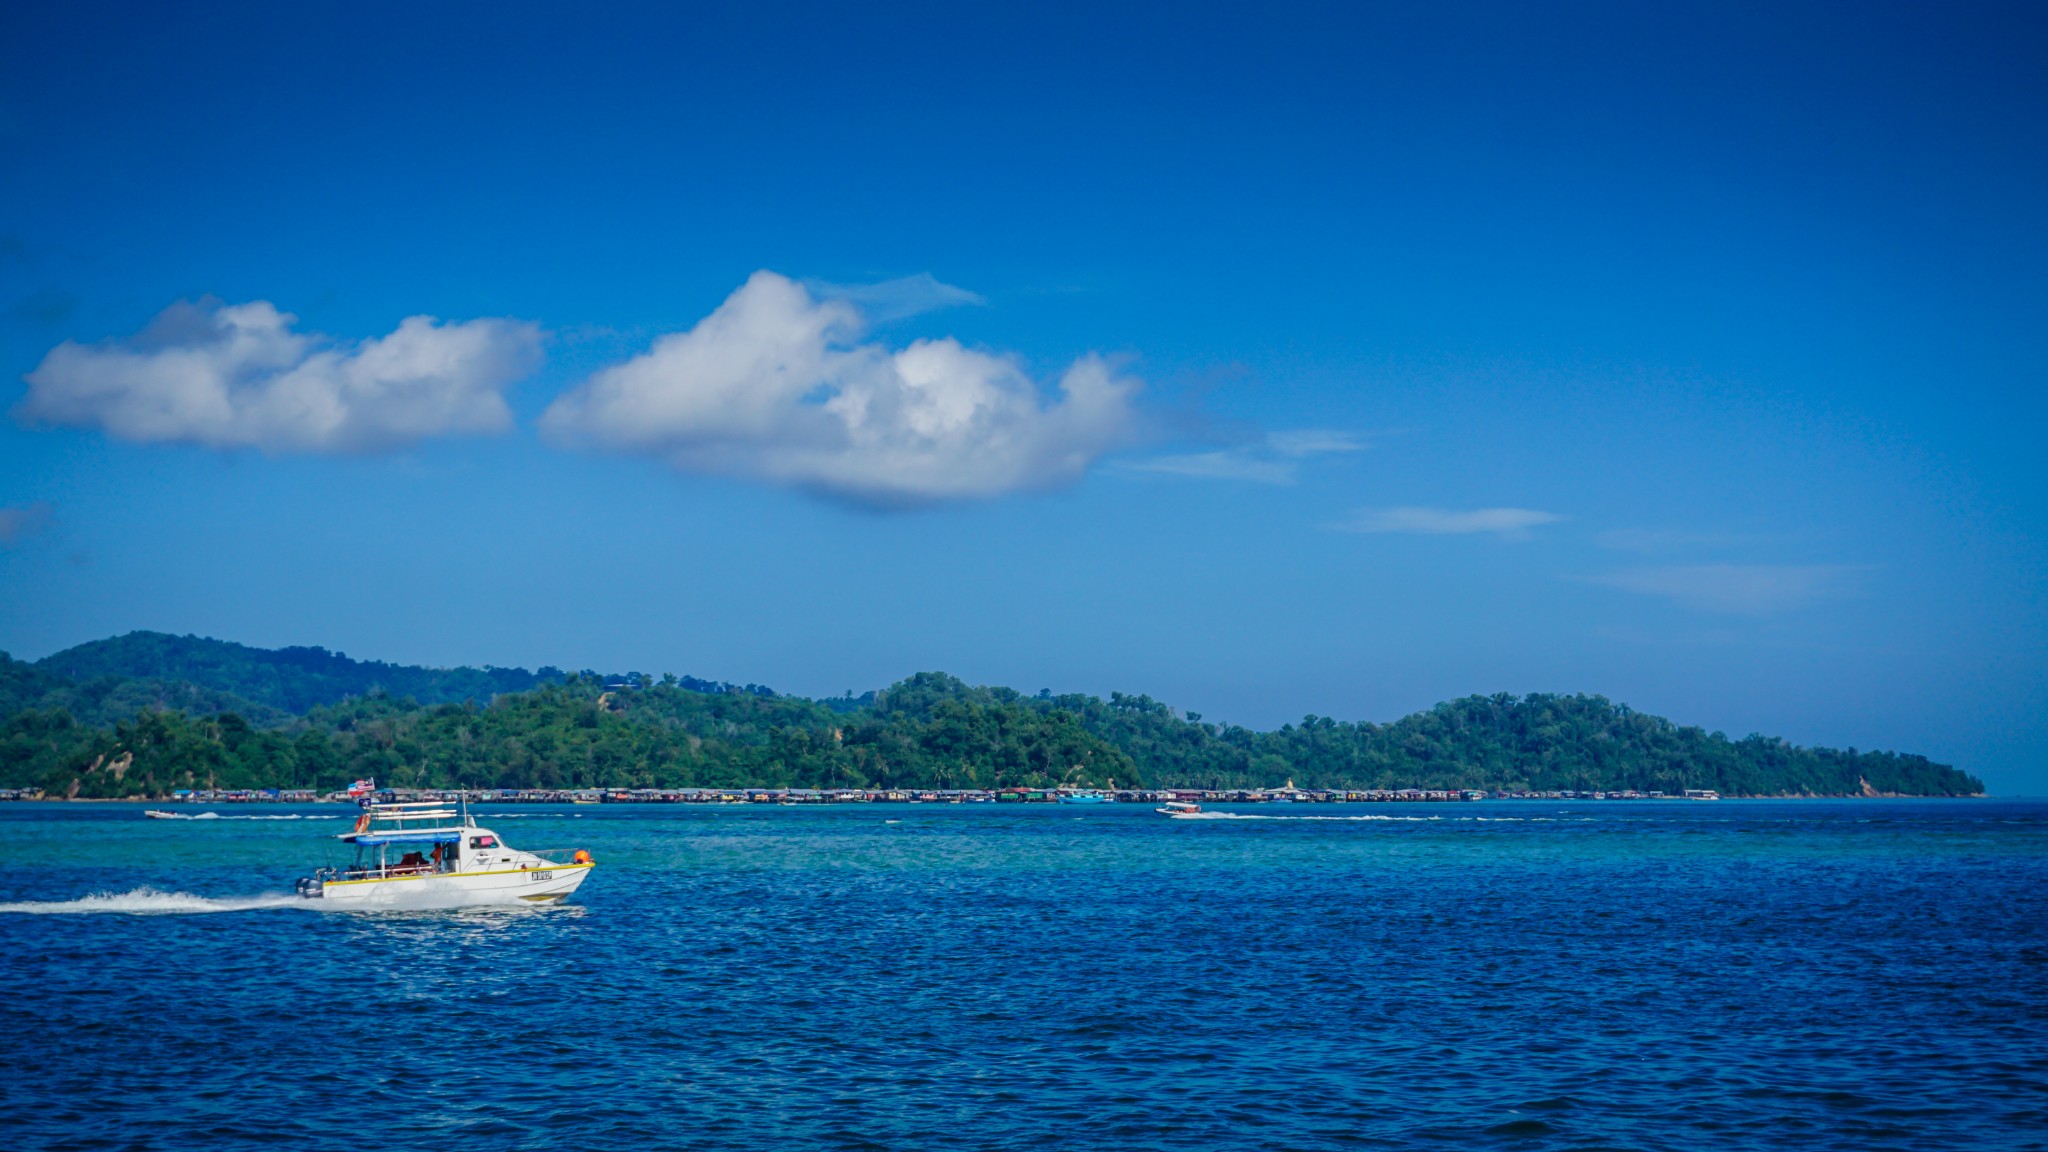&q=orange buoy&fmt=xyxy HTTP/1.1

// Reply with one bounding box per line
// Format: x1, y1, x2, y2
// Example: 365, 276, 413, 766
573, 849, 593, 864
